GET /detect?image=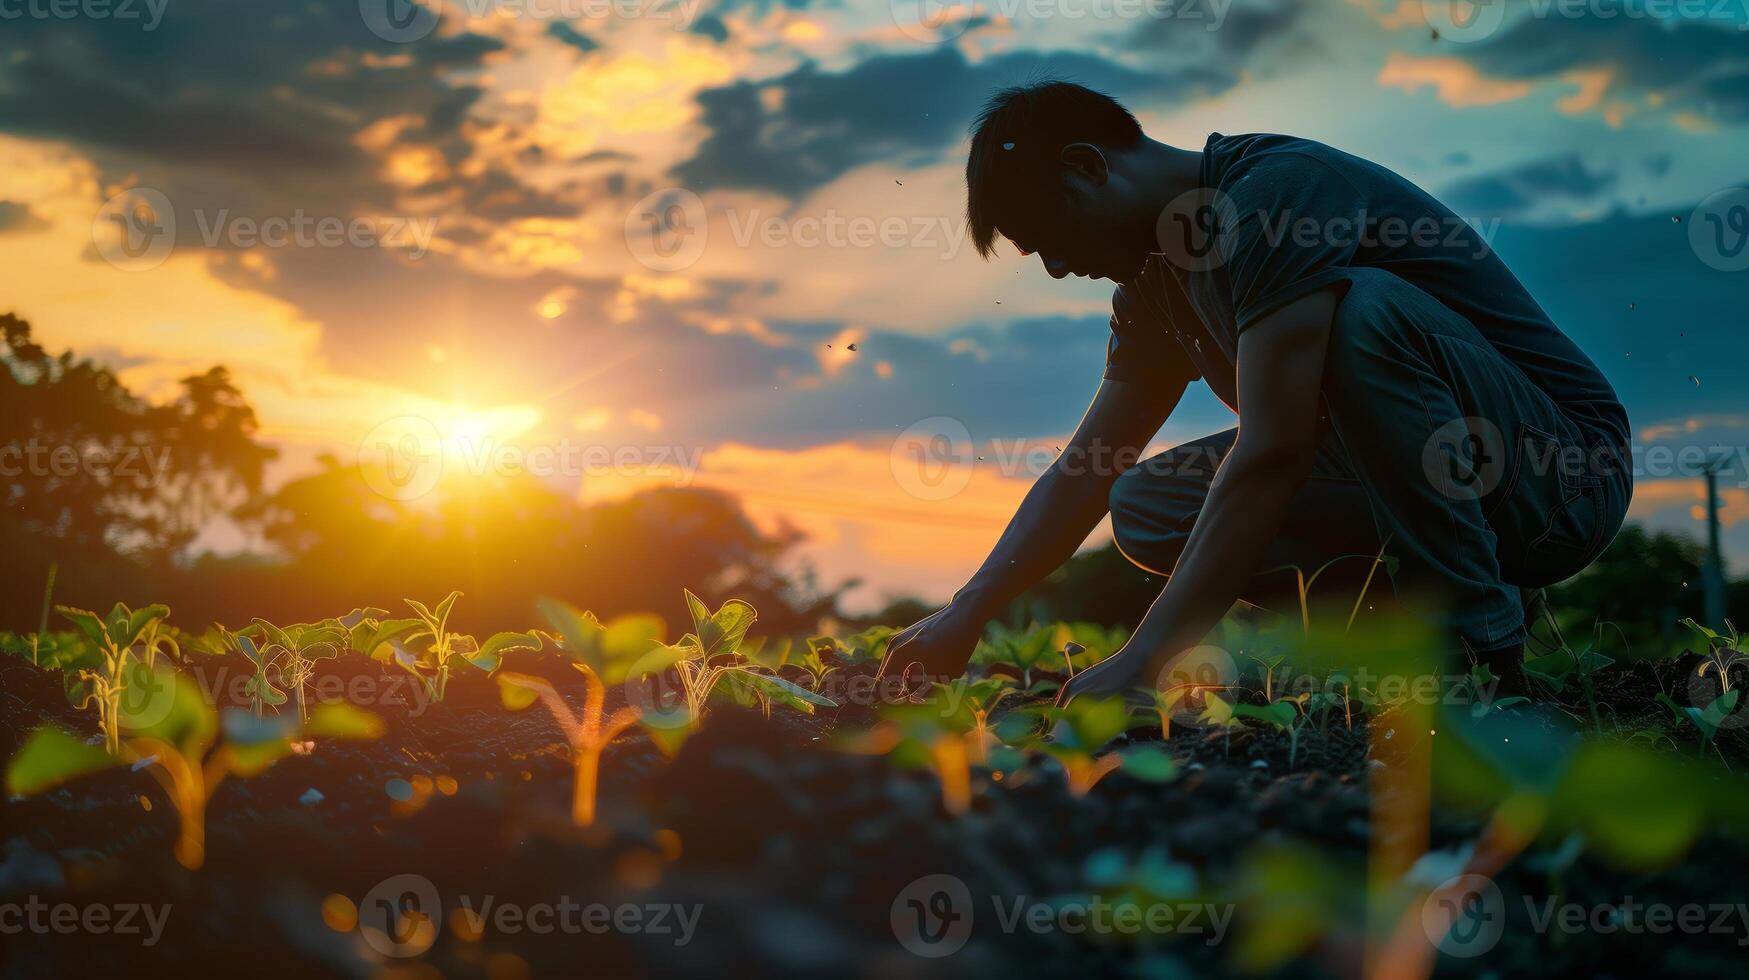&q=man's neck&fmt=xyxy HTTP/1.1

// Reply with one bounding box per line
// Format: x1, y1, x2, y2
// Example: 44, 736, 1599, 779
1131, 136, 1207, 218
